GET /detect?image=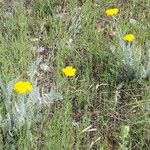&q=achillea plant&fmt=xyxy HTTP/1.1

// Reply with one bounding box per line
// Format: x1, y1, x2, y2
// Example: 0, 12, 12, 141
111, 29, 150, 81
0, 58, 63, 149
107, 13, 149, 81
